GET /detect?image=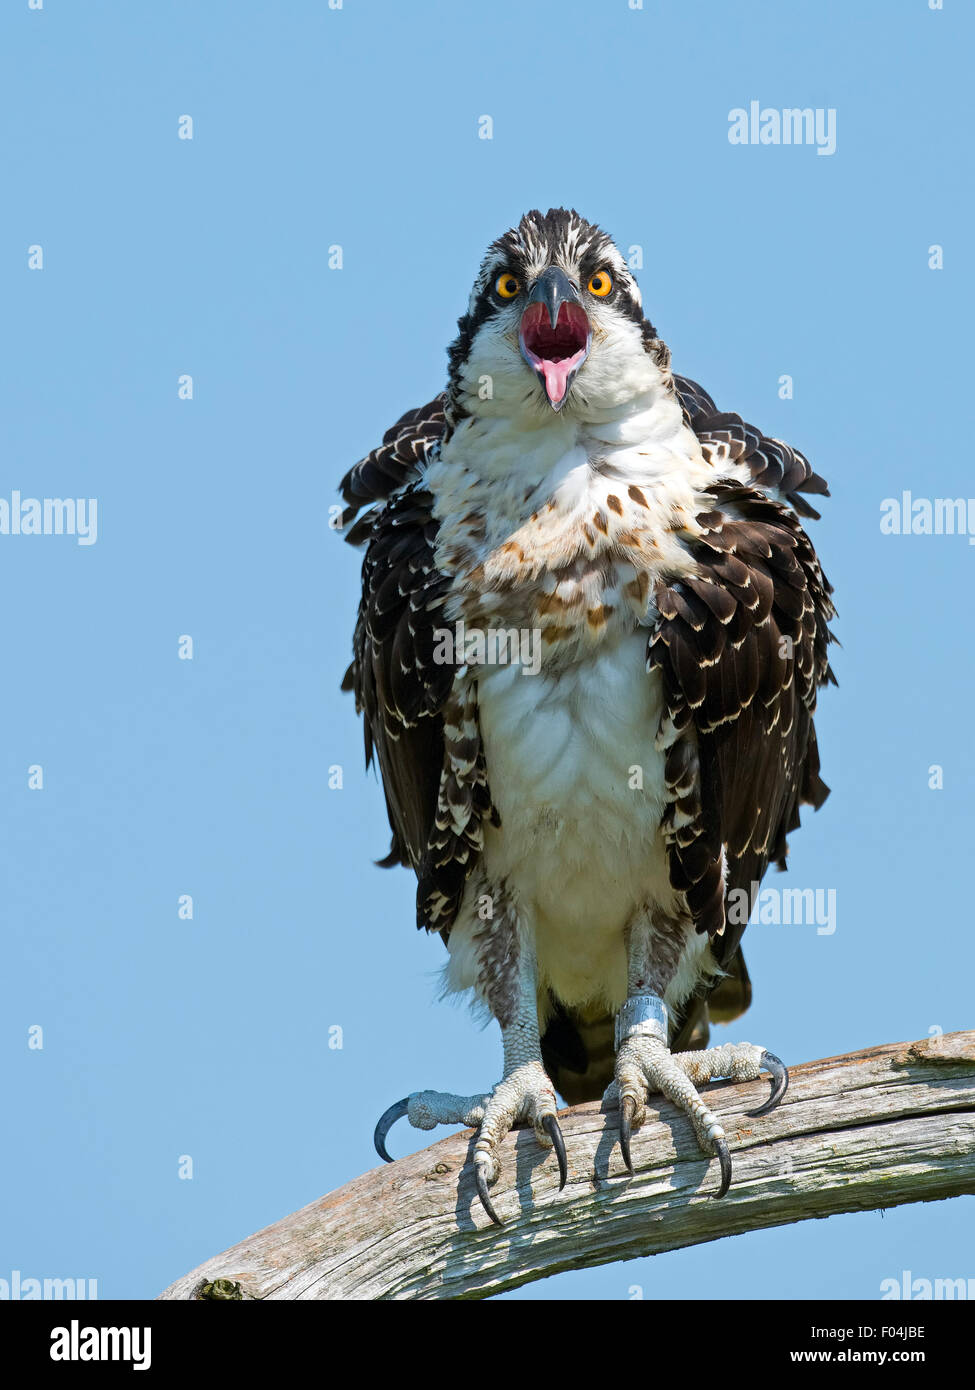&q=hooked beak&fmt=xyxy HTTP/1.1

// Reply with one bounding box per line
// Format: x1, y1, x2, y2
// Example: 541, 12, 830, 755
518, 266, 591, 410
